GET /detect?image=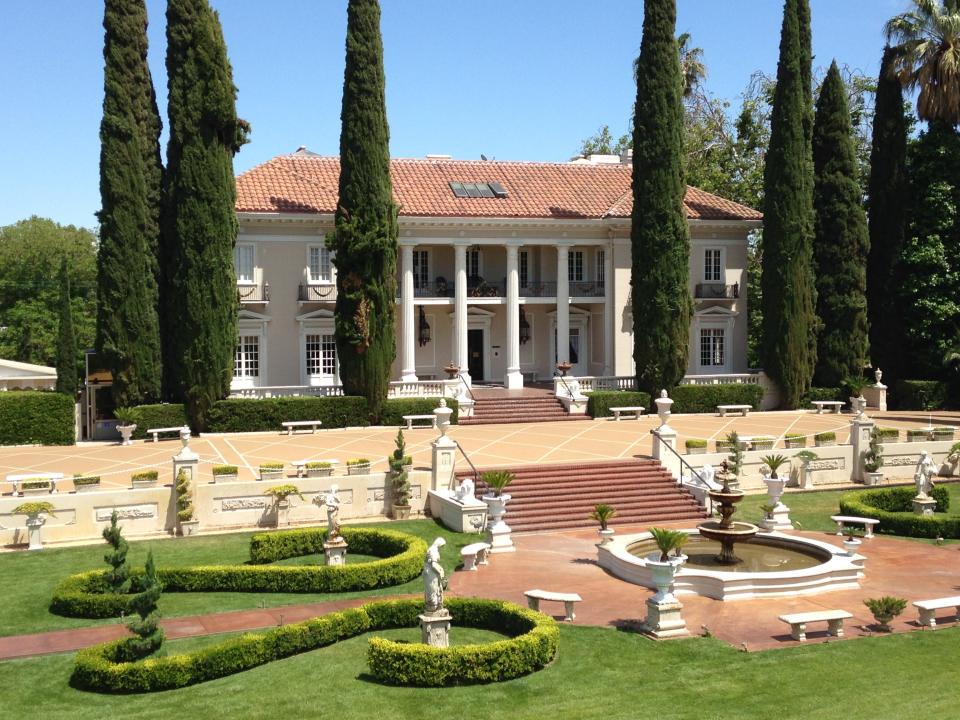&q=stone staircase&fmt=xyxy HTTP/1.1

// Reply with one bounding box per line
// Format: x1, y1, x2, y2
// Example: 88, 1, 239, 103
459, 395, 590, 426
460, 458, 707, 532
